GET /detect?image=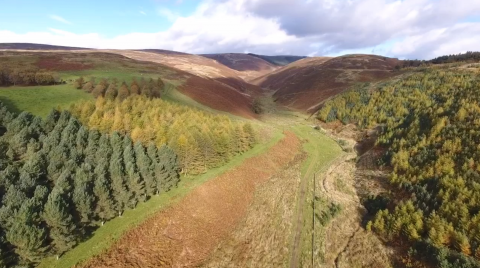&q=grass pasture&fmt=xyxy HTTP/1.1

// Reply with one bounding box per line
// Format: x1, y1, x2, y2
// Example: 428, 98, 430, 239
0, 84, 93, 117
